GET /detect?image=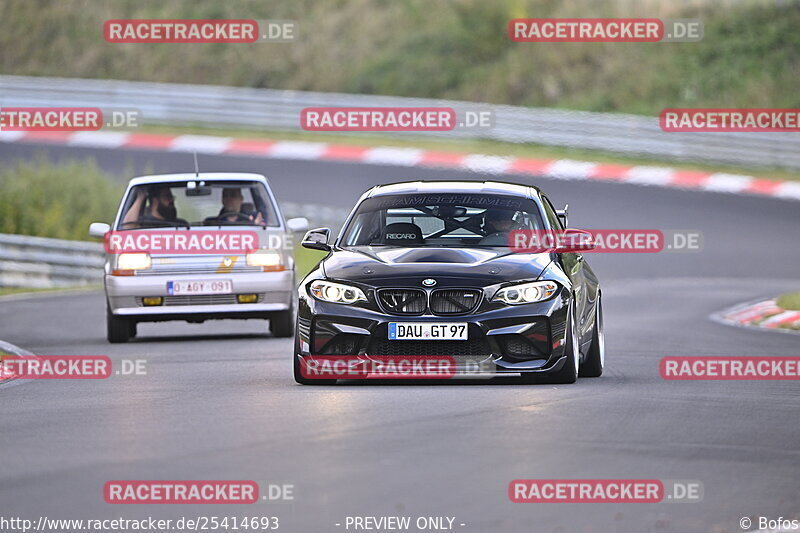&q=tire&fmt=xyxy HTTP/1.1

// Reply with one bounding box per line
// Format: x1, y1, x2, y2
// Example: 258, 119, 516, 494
543, 300, 580, 384
293, 322, 336, 385
270, 309, 294, 338
107, 309, 132, 343
579, 294, 604, 378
